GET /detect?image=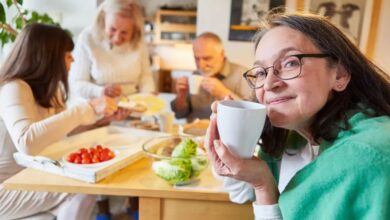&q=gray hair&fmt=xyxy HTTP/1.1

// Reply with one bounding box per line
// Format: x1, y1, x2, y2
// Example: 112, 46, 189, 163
194, 32, 224, 51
